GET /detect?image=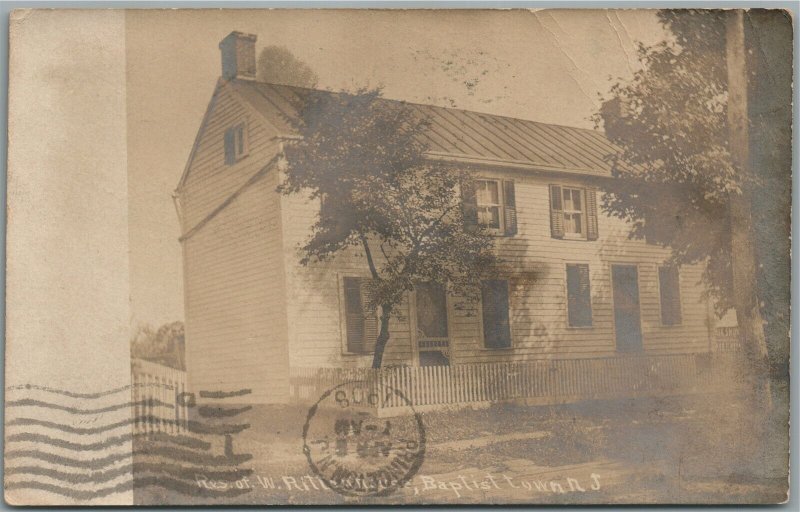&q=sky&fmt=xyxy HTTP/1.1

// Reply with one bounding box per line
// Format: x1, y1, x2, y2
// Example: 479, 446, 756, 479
125, 9, 667, 328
